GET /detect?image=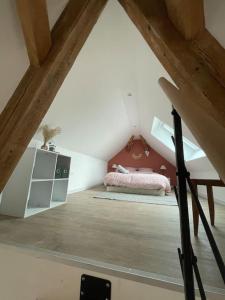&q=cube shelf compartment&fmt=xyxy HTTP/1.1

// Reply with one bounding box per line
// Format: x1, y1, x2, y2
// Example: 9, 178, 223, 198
52, 180, 69, 203
55, 155, 71, 179
32, 150, 57, 179
0, 147, 71, 218
27, 181, 53, 208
